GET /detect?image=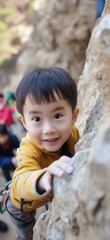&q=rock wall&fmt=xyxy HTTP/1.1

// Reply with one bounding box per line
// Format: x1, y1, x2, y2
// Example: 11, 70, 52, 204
76, 0, 110, 135
16, 0, 95, 82
33, 1, 110, 239
34, 126, 110, 240
2, 0, 96, 93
